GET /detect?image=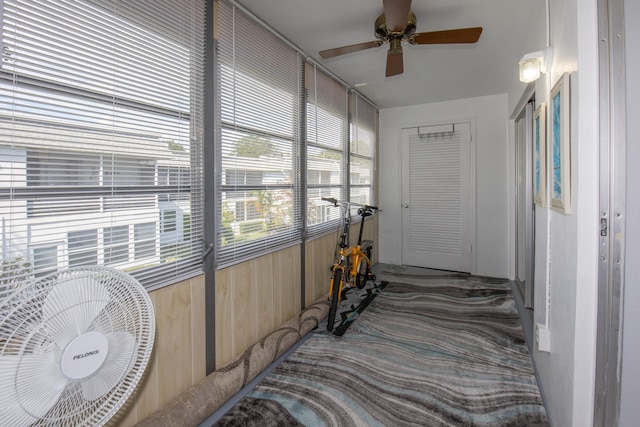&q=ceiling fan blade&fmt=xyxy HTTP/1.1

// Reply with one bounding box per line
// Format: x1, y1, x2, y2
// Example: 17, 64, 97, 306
412, 27, 483, 44
382, 0, 412, 32
319, 41, 381, 59
386, 46, 404, 77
